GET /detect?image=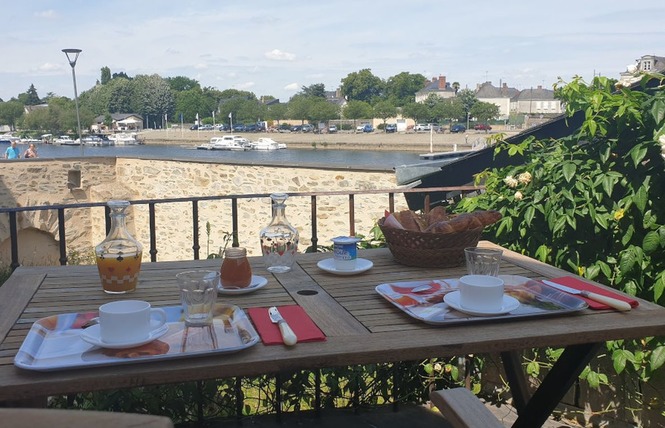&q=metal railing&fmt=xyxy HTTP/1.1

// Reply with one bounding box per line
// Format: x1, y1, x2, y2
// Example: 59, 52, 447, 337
1, 186, 482, 270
